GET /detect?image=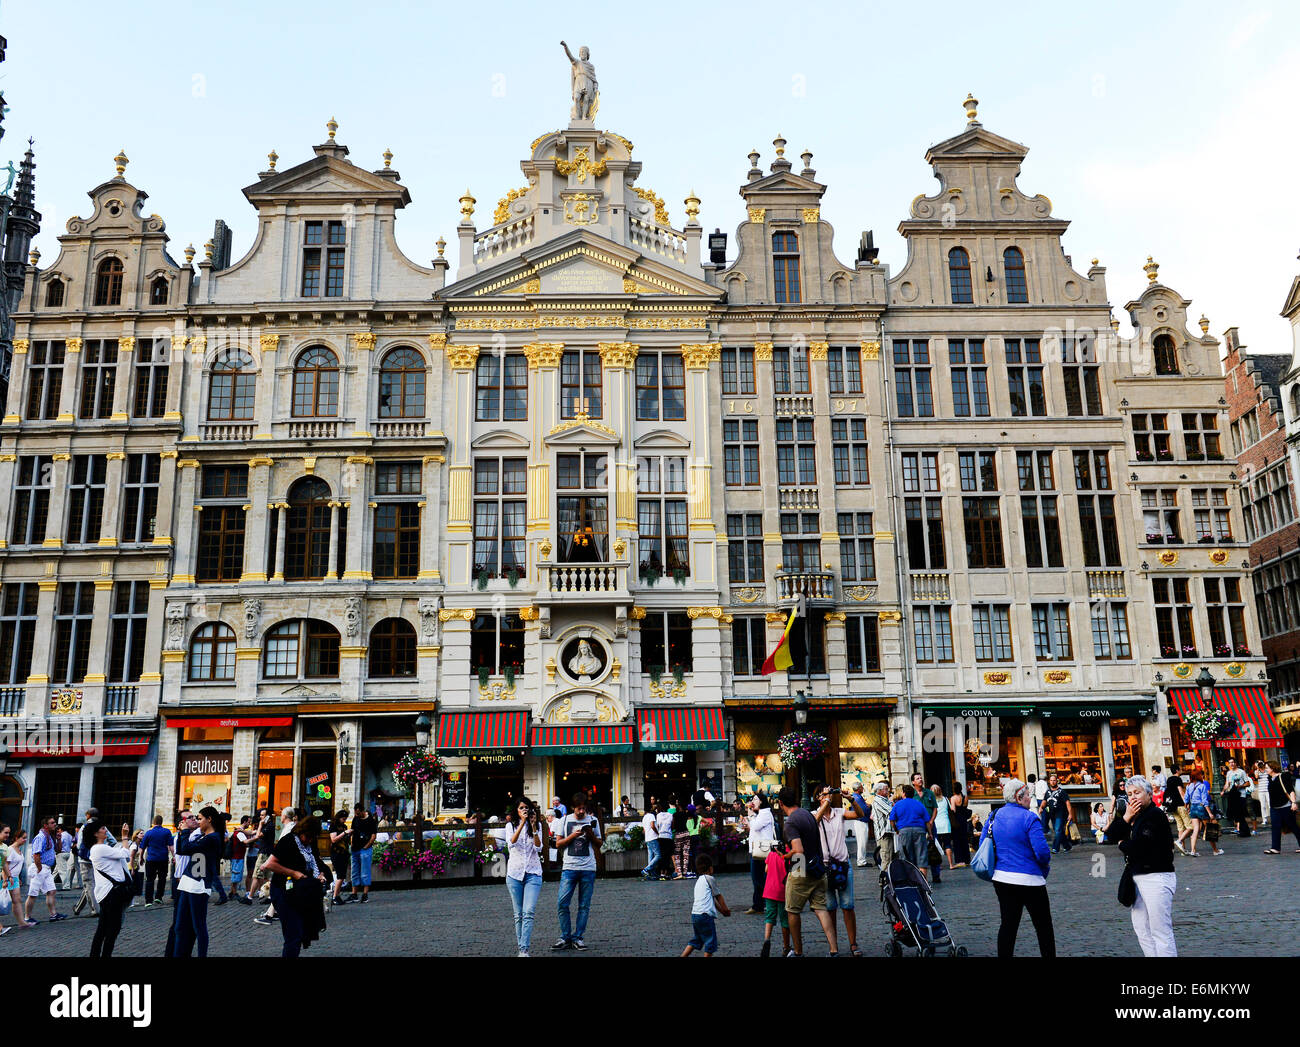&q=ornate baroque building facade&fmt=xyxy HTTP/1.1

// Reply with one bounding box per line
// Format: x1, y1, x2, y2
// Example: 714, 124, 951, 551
0, 90, 1277, 830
